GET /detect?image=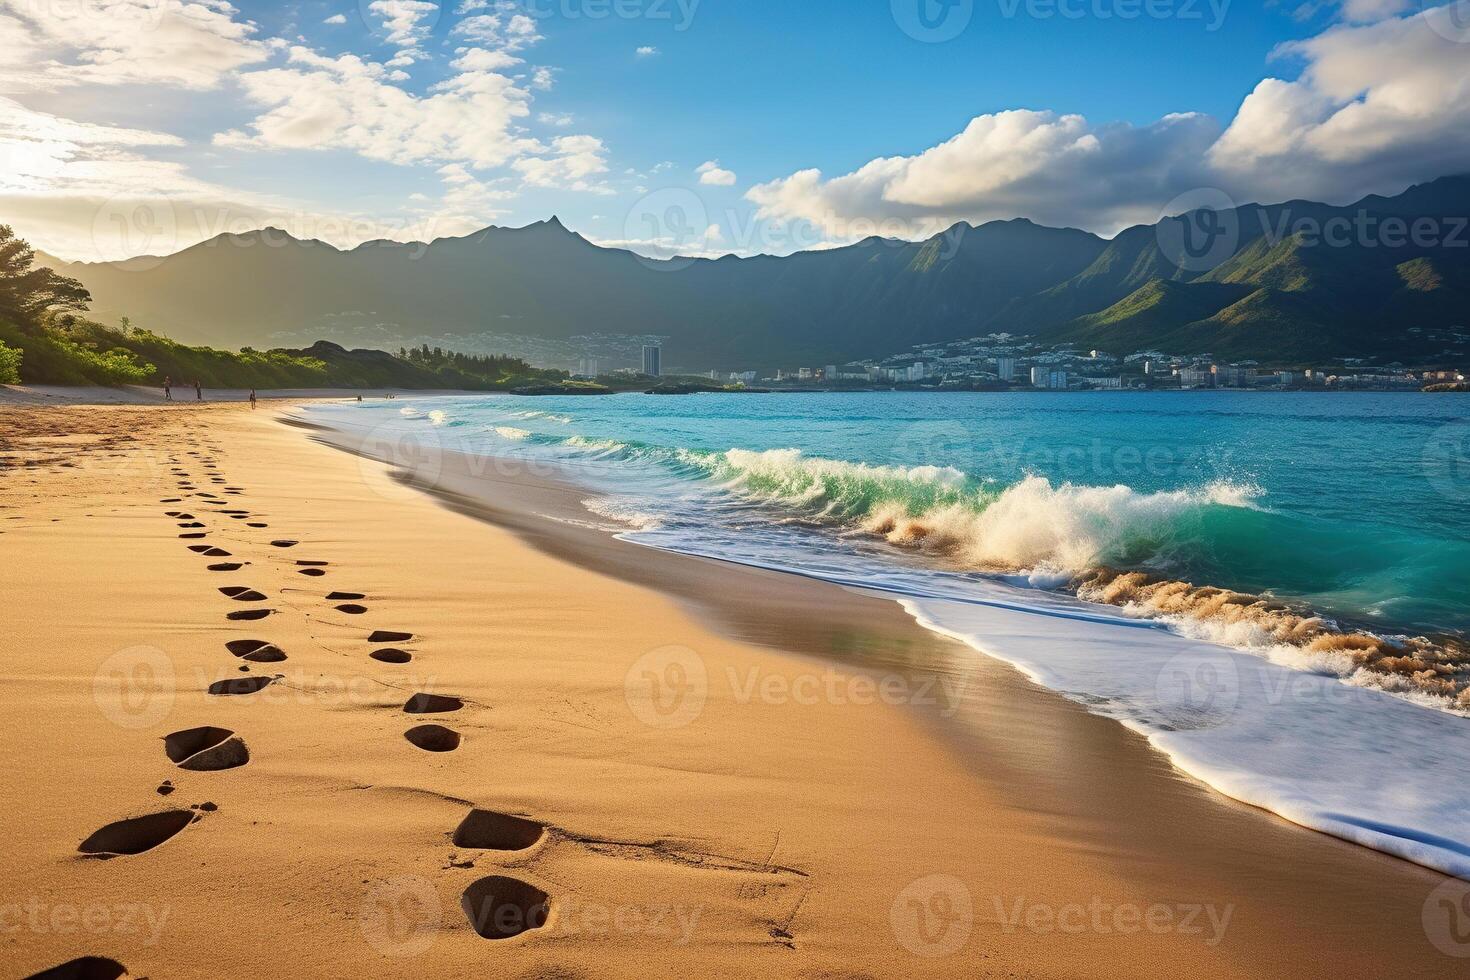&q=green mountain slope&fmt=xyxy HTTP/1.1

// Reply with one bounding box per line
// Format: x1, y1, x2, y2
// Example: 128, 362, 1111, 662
36, 175, 1470, 367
